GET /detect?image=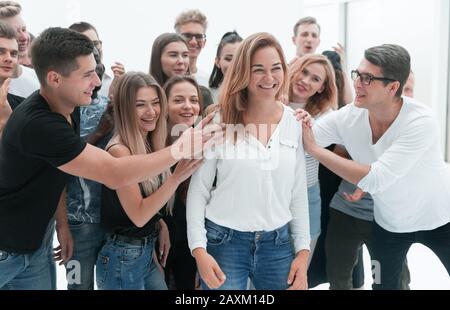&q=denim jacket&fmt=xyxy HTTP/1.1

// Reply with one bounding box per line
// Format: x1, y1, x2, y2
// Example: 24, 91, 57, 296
67, 95, 110, 223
